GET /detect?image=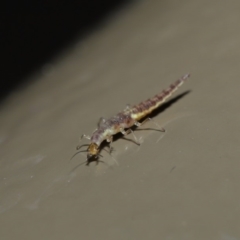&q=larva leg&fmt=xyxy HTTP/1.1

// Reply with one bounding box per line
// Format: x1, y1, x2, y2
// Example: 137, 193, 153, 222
134, 117, 165, 132
106, 135, 114, 153
120, 128, 140, 145
98, 117, 106, 127
81, 134, 91, 140
124, 104, 131, 111
105, 136, 118, 165
76, 134, 91, 150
